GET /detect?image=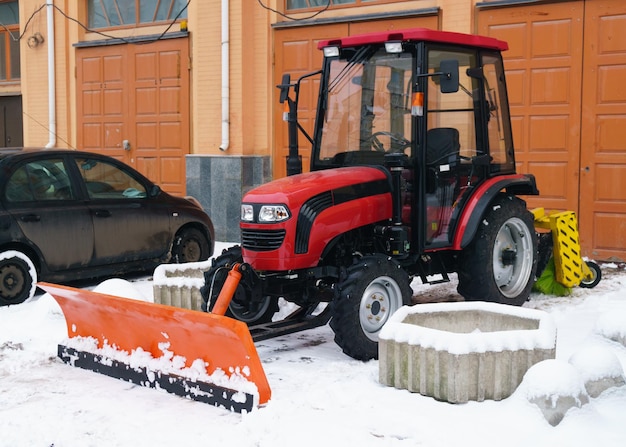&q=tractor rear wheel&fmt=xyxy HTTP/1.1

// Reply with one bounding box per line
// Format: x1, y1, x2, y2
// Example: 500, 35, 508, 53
331, 254, 412, 360
200, 246, 278, 324
458, 195, 537, 306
